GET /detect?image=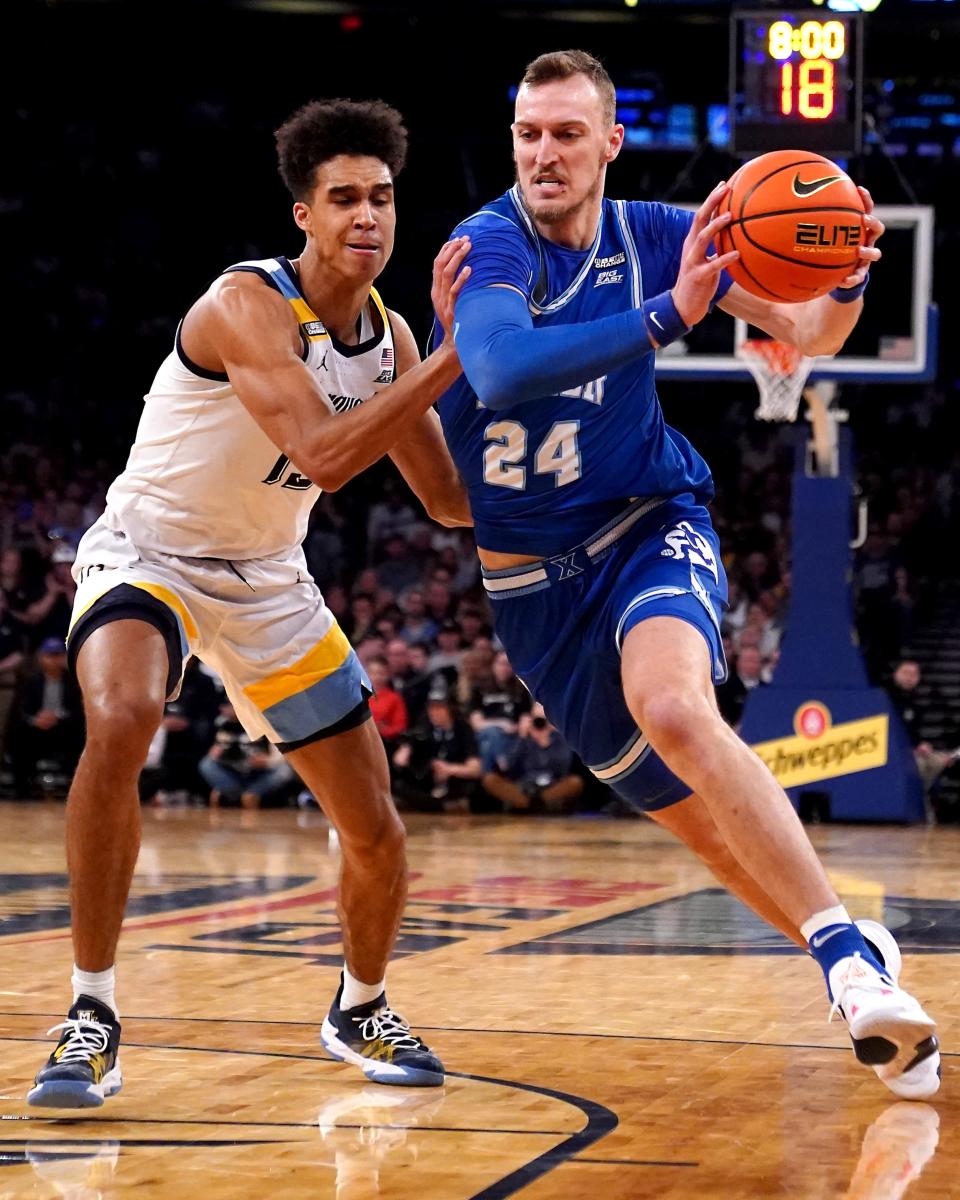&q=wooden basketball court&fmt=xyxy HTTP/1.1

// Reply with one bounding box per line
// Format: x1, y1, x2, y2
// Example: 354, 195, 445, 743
1, 800, 956, 1197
